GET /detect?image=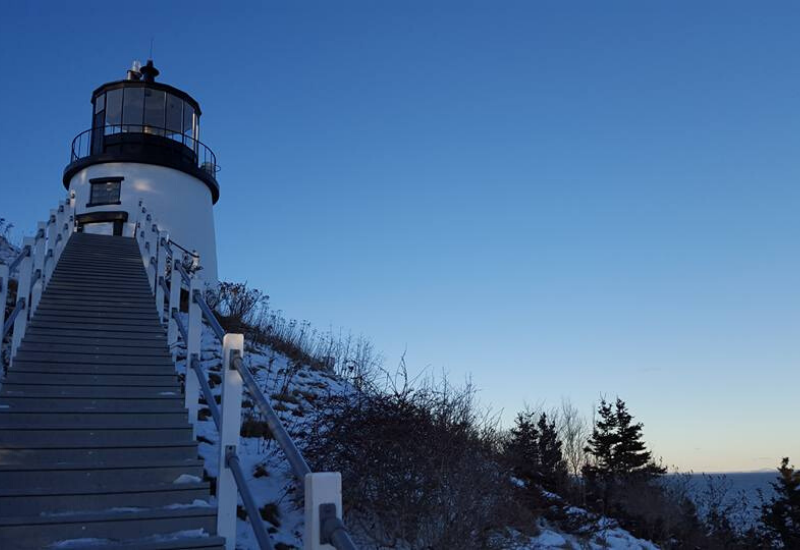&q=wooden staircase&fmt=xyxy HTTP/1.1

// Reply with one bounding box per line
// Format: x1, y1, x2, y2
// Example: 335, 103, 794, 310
0, 233, 224, 549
